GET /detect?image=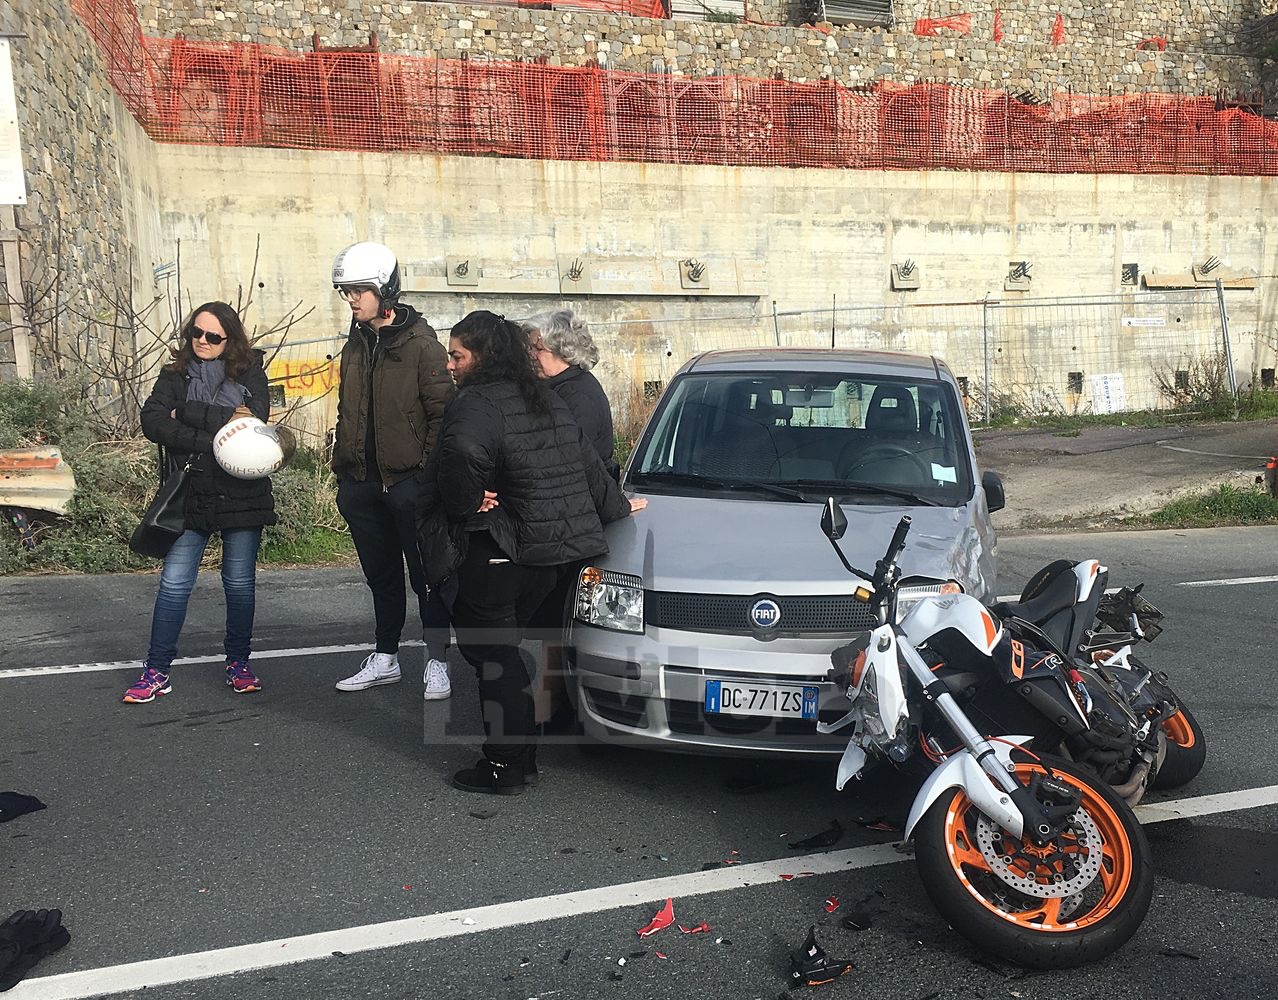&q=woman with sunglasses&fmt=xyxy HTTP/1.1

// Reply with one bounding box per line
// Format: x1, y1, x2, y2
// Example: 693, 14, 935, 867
124, 302, 276, 703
